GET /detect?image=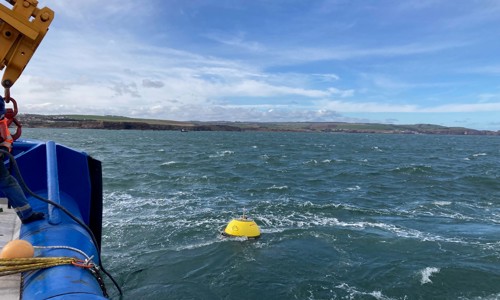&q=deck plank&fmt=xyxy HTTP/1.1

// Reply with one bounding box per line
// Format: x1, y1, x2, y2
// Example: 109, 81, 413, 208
0, 198, 21, 300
